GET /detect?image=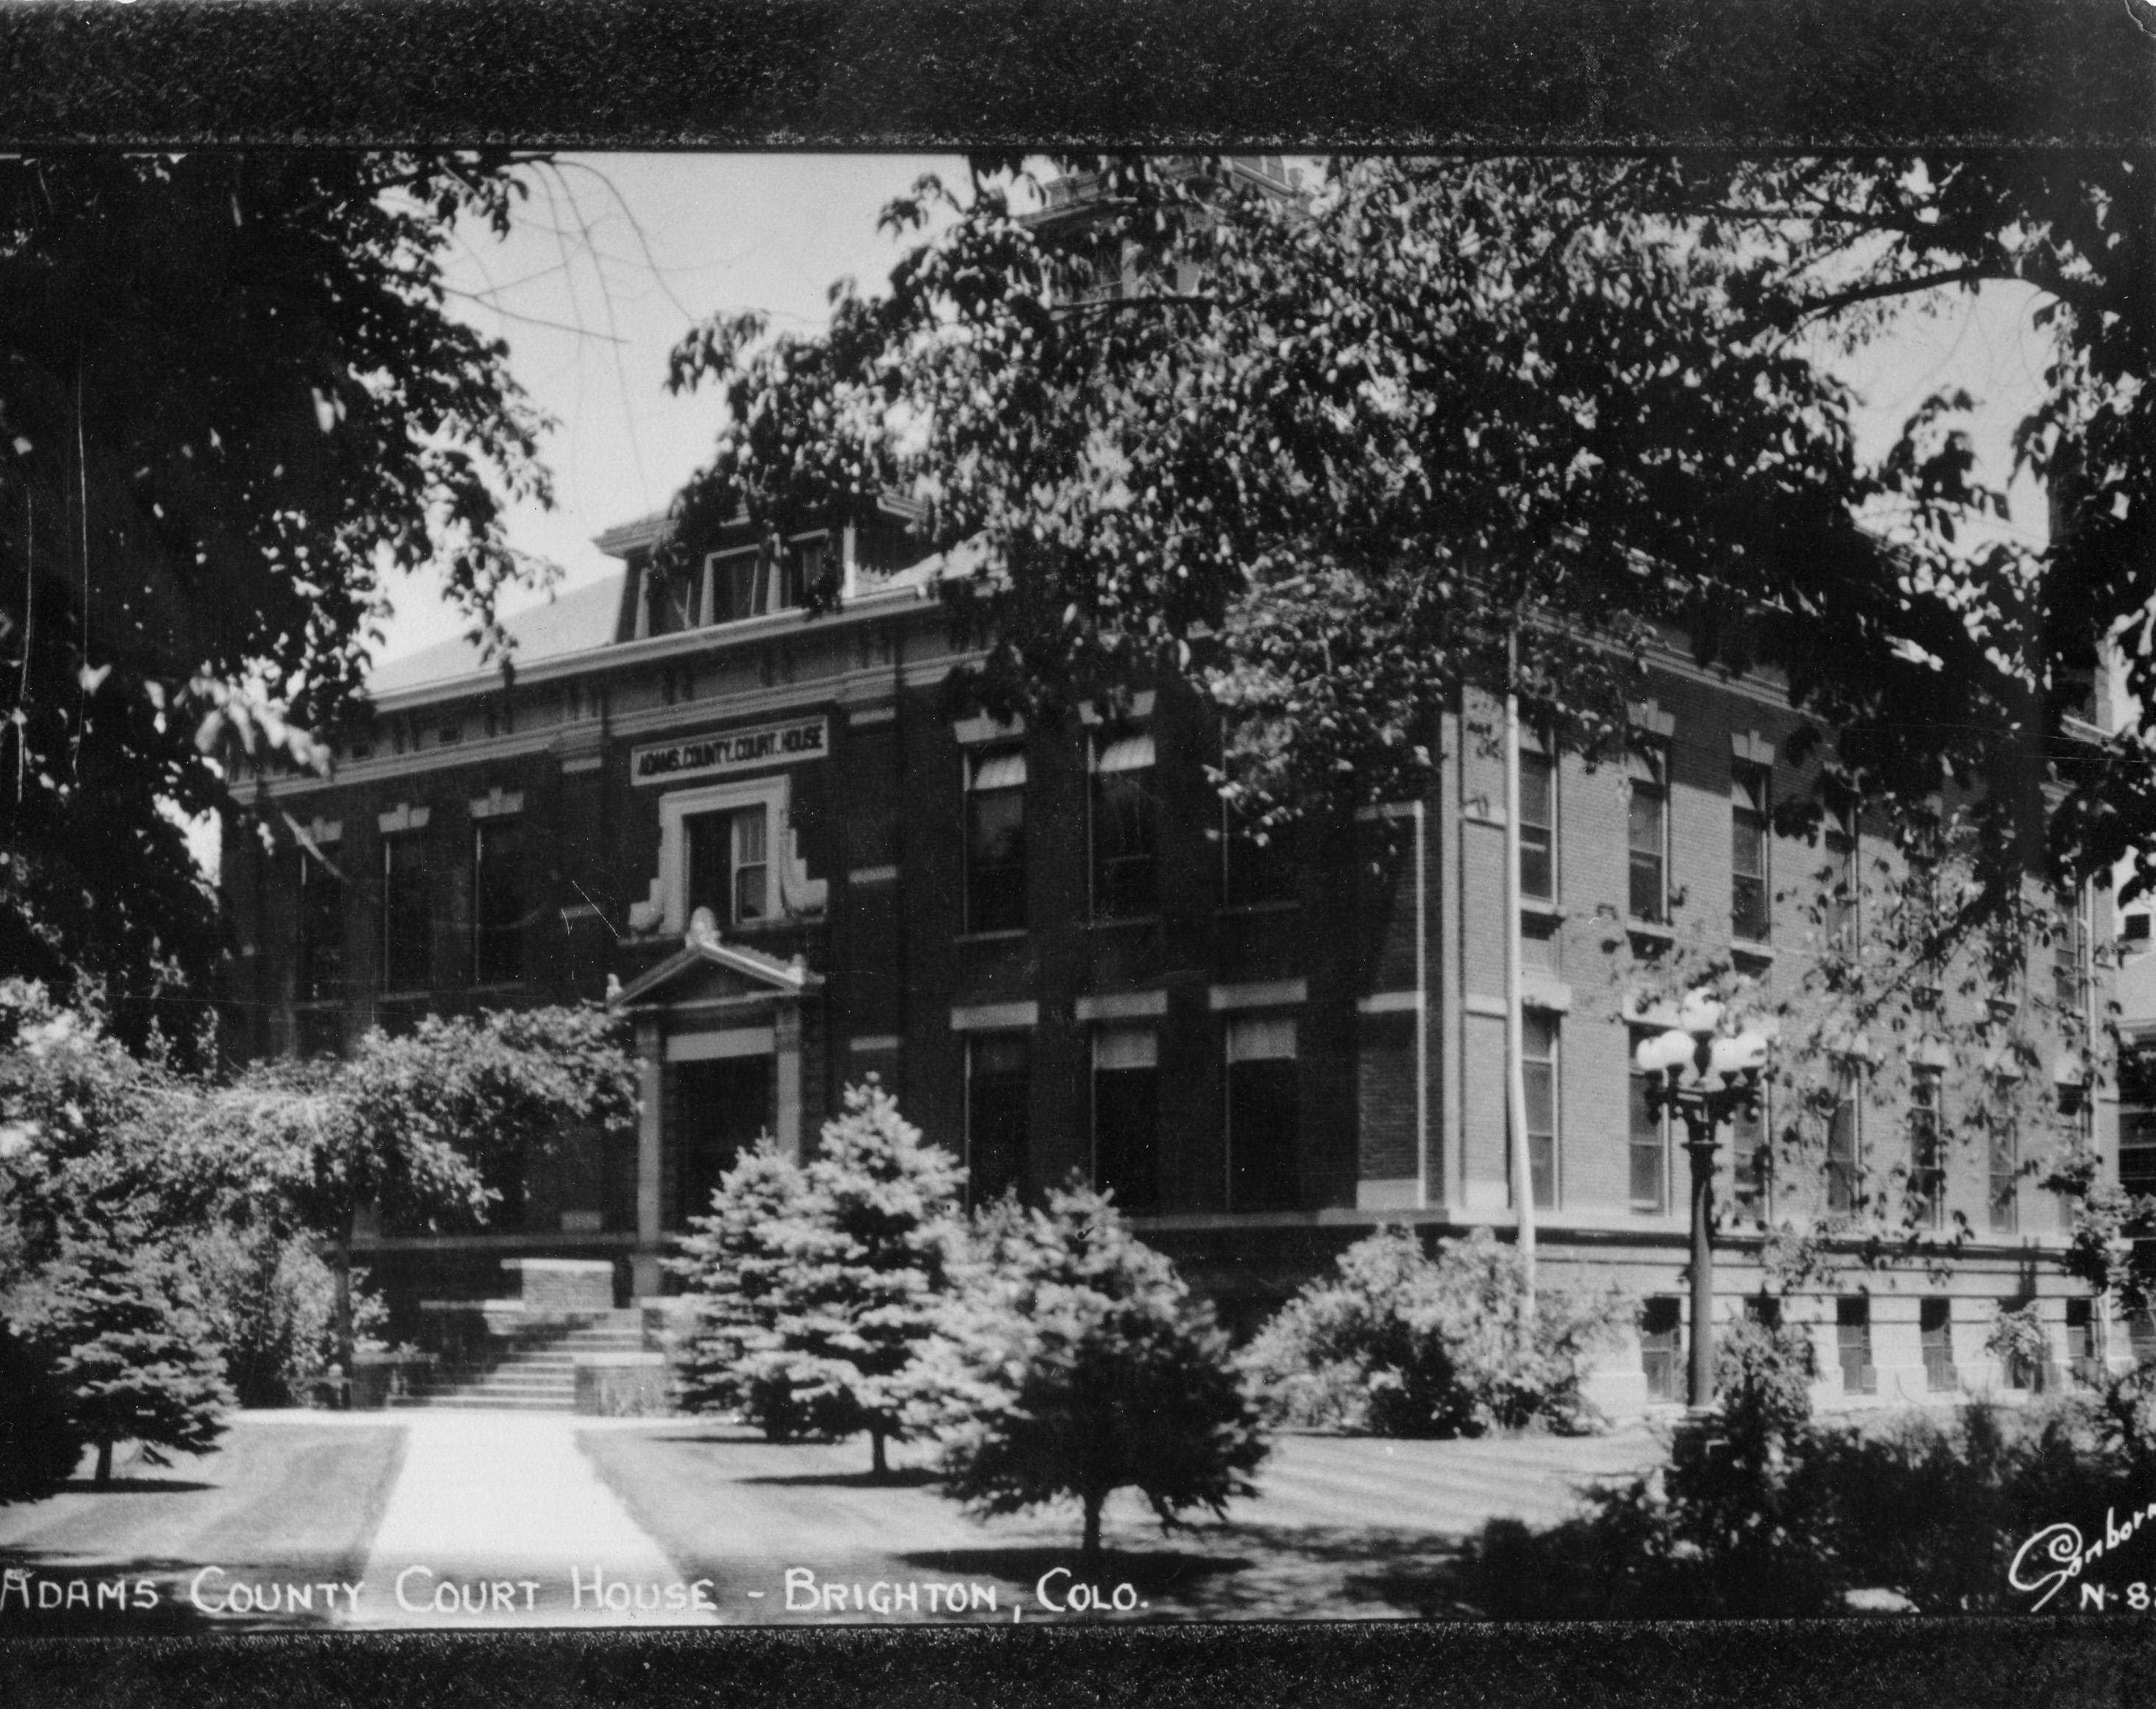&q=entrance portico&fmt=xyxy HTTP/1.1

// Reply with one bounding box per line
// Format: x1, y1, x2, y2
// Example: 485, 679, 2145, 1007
610, 919, 825, 1297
